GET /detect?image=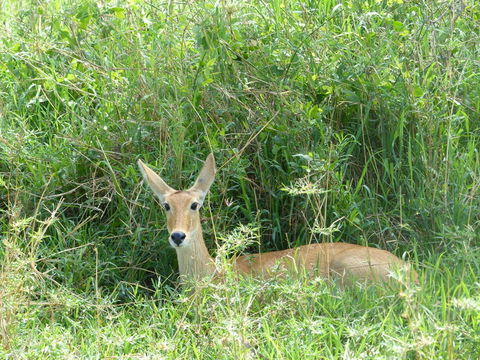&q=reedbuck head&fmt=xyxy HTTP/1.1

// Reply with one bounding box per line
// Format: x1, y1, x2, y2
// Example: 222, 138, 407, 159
137, 154, 216, 249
